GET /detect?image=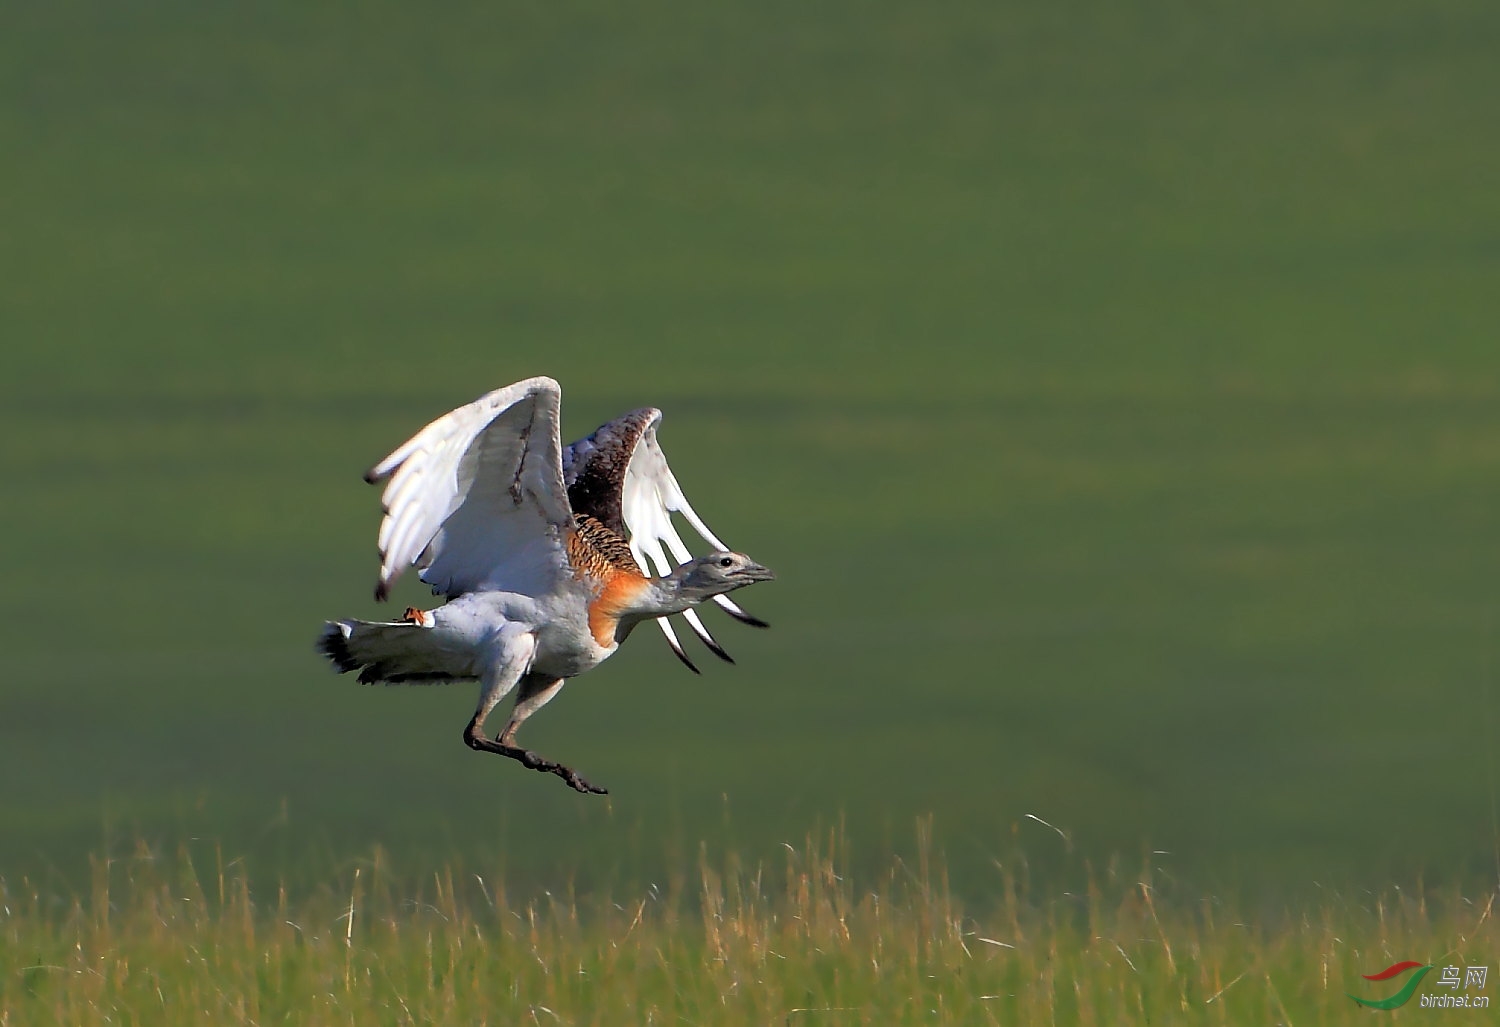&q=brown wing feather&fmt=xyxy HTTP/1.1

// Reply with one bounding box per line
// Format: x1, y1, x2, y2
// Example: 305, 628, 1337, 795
562, 408, 658, 536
